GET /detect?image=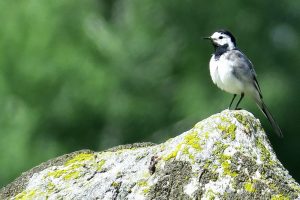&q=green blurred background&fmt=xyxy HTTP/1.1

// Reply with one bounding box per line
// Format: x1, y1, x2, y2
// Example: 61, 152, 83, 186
0, 0, 299, 187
